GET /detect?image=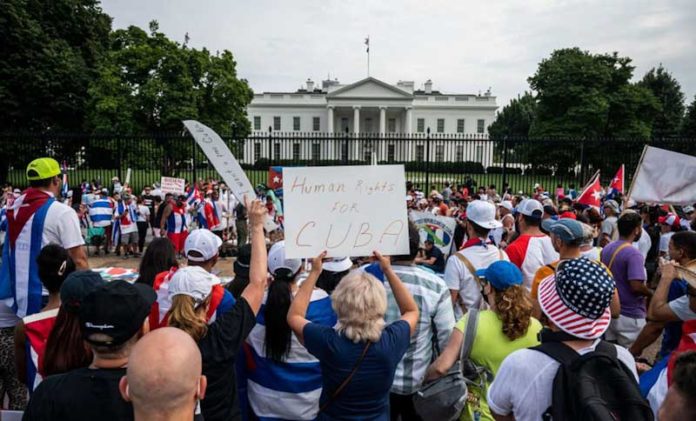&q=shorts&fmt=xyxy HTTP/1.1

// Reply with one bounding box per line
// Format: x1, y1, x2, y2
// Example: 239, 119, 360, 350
121, 231, 138, 245
168, 231, 188, 253
605, 314, 646, 348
